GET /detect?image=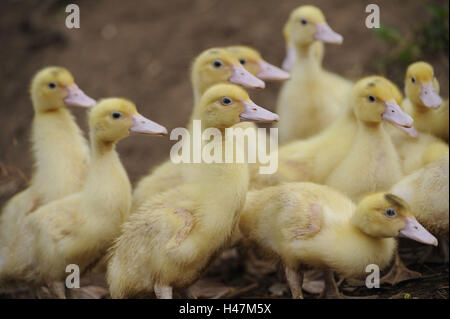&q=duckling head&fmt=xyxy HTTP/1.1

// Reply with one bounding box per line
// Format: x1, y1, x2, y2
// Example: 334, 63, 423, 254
227, 46, 290, 81
30, 66, 96, 113
192, 48, 265, 95
352, 192, 438, 246
89, 98, 167, 145
285, 5, 343, 48
282, 19, 325, 71
405, 62, 442, 109
351, 76, 415, 133
371, 76, 419, 138
197, 83, 279, 129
